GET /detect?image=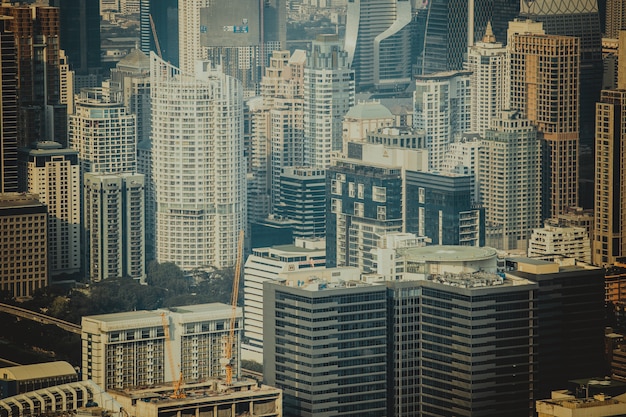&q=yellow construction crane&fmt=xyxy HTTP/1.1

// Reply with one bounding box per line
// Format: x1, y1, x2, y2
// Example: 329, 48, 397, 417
223, 230, 245, 385
149, 14, 162, 59
161, 312, 186, 399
